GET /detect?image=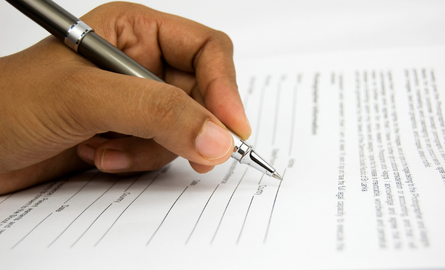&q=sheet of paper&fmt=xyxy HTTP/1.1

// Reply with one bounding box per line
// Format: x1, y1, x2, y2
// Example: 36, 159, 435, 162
1, 47, 445, 269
